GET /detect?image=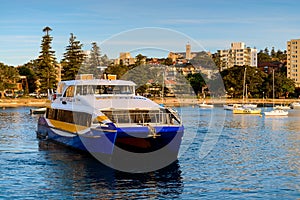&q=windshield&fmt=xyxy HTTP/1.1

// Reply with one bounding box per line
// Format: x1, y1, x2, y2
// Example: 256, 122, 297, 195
75, 85, 135, 95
